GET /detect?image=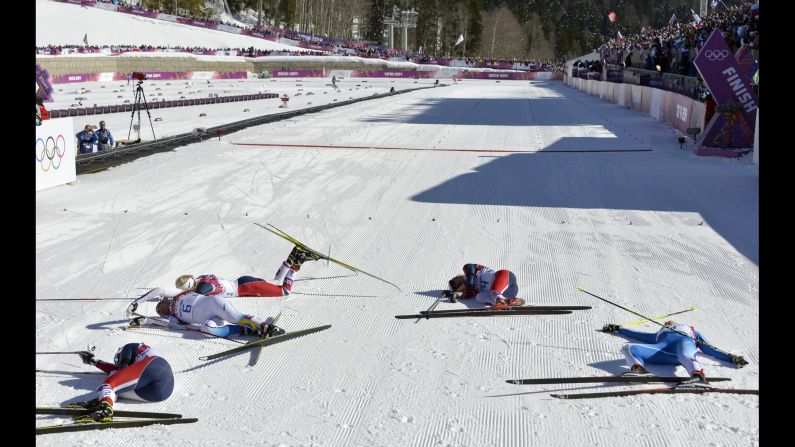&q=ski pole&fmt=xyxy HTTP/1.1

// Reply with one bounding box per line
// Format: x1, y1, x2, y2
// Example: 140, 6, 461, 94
36, 298, 133, 302
577, 288, 735, 357
621, 307, 697, 327
422, 290, 449, 319
36, 346, 95, 355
